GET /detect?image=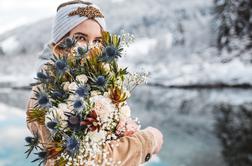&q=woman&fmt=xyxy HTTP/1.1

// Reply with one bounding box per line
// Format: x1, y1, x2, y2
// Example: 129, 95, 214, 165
26, 1, 163, 165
